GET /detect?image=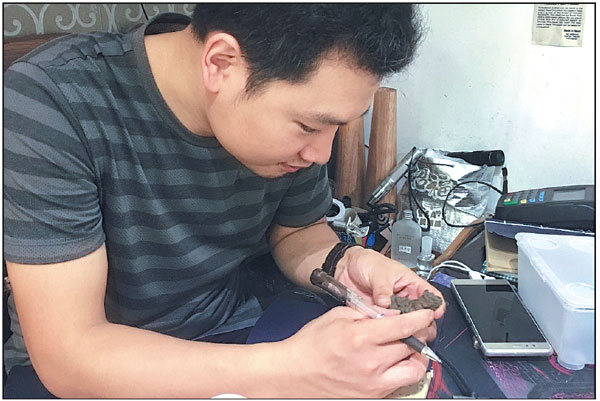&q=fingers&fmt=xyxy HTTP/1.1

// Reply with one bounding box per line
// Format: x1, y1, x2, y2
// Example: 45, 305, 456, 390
304, 304, 435, 397
321, 307, 434, 351
372, 271, 424, 308
372, 274, 399, 308
393, 278, 410, 293
363, 256, 413, 308
356, 309, 435, 345
381, 351, 430, 390
393, 276, 447, 319
426, 320, 437, 343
